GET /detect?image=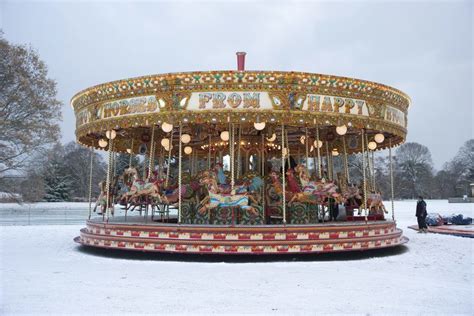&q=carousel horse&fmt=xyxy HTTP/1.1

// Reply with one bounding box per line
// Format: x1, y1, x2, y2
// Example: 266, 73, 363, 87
343, 184, 362, 207
198, 170, 259, 215
120, 168, 168, 209
93, 181, 108, 215
367, 191, 388, 215
268, 171, 318, 205
93, 177, 121, 215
